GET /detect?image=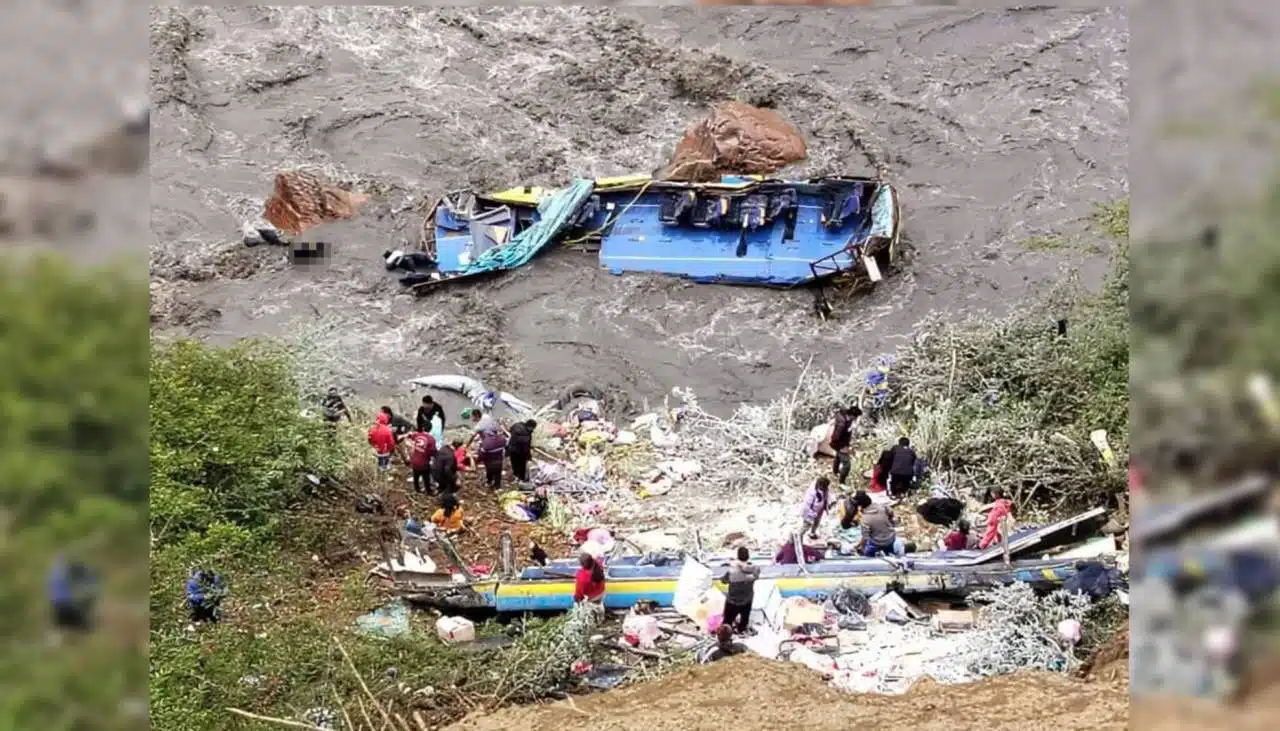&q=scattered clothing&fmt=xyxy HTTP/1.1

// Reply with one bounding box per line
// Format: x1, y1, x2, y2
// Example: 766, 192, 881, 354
697, 639, 747, 664
384, 249, 435, 272
1063, 561, 1127, 600
530, 544, 549, 567
917, 497, 964, 526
